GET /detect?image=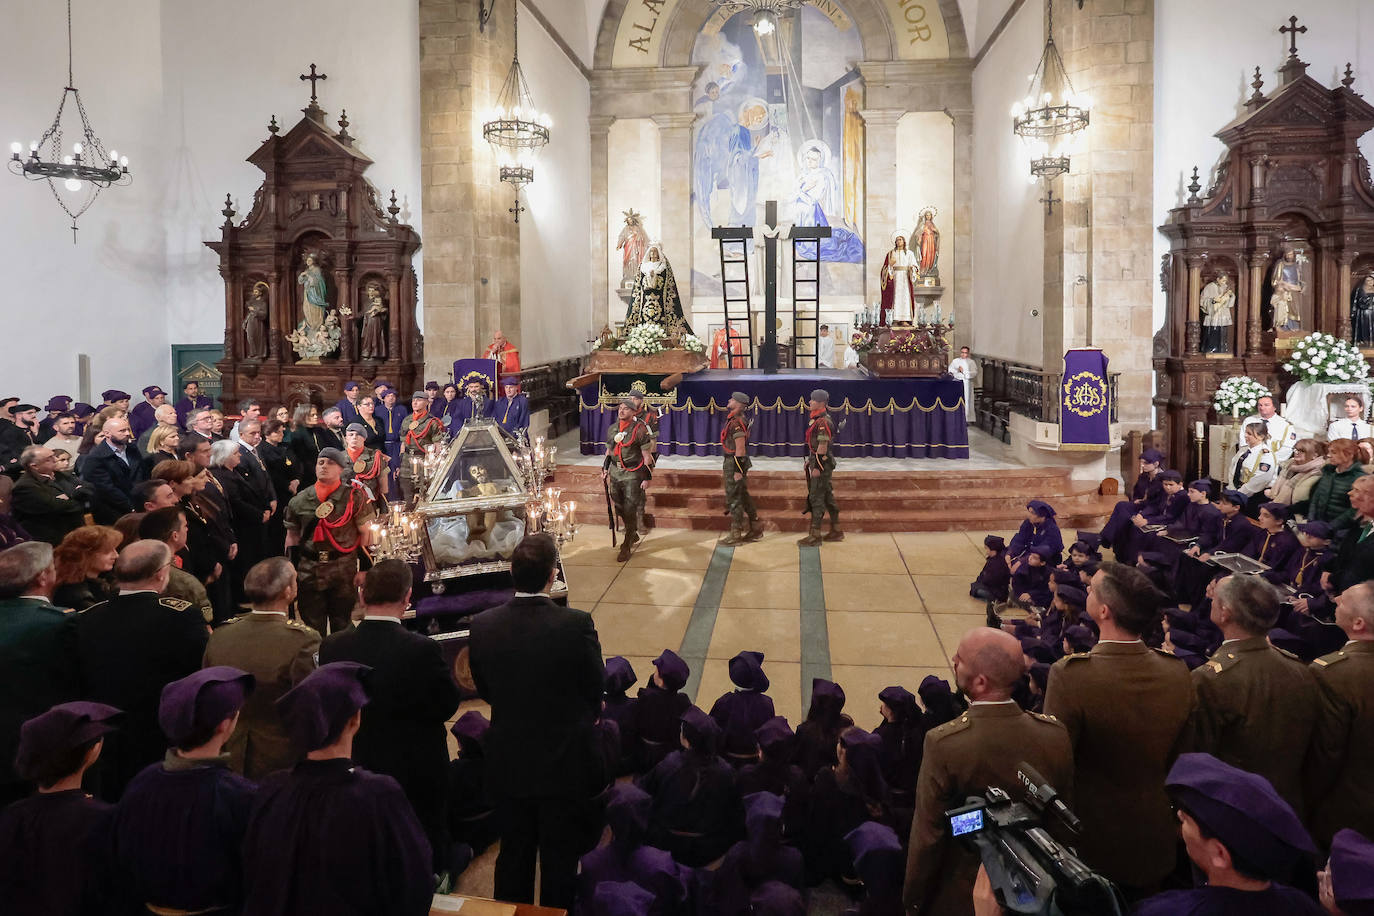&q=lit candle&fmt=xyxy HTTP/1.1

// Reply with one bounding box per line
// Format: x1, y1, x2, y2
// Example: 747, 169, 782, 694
1194, 420, 1204, 439
567, 501, 576, 528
